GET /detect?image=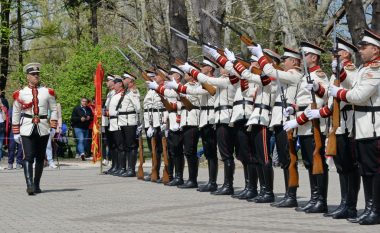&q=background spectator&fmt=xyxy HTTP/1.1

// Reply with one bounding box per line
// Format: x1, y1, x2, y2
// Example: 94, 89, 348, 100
71, 97, 93, 161
7, 107, 23, 169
